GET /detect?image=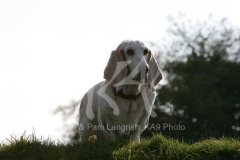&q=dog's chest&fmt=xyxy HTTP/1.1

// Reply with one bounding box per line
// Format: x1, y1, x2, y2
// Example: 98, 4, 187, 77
124, 100, 141, 115
111, 97, 146, 124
